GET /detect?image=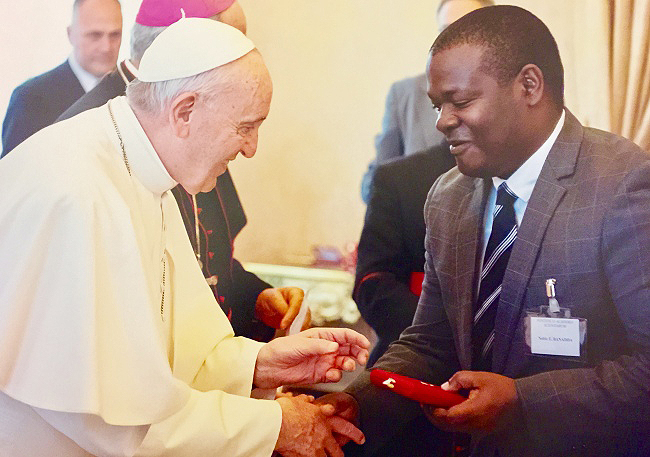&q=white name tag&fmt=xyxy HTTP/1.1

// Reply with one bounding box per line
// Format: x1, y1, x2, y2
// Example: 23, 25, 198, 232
530, 317, 580, 357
